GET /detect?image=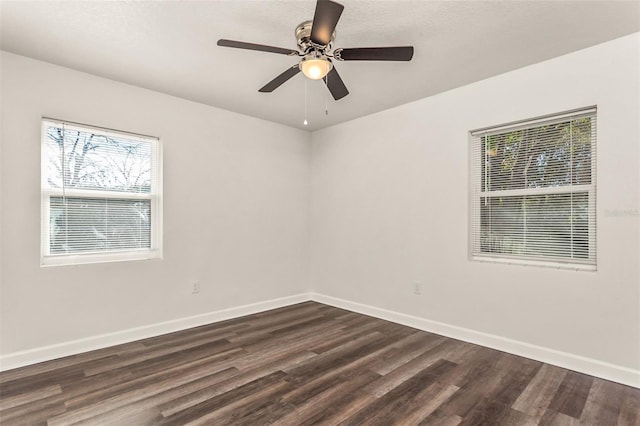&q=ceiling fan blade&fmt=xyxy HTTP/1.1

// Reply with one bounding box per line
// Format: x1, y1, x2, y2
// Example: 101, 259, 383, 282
336, 46, 414, 61
323, 66, 349, 100
259, 65, 301, 92
217, 39, 299, 56
310, 0, 344, 46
